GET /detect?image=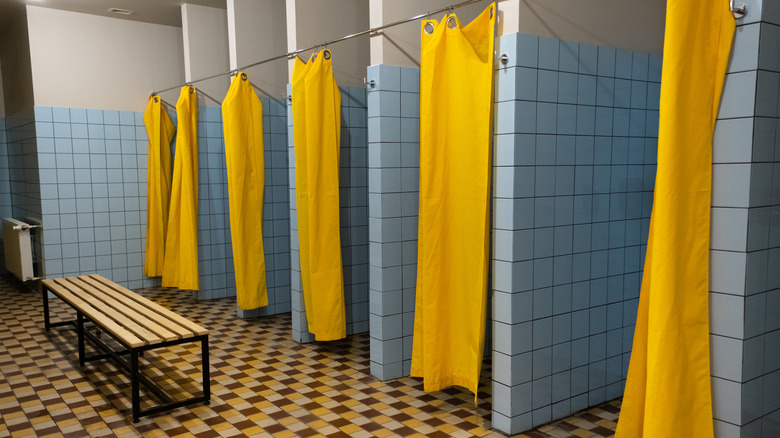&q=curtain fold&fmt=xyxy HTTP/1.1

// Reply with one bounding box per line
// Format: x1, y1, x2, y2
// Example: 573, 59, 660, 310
410, 4, 495, 401
222, 73, 269, 310
162, 86, 200, 290
292, 49, 346, 341
143, 96, 175, 277
616, 2, 735, 437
